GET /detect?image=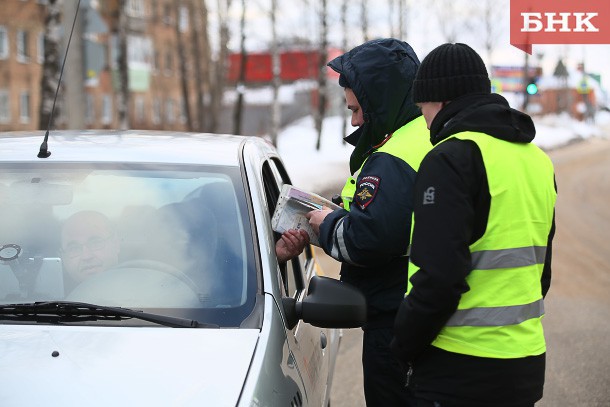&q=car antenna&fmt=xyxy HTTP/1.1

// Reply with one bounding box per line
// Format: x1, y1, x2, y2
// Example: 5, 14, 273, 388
38, 0, 81, 159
